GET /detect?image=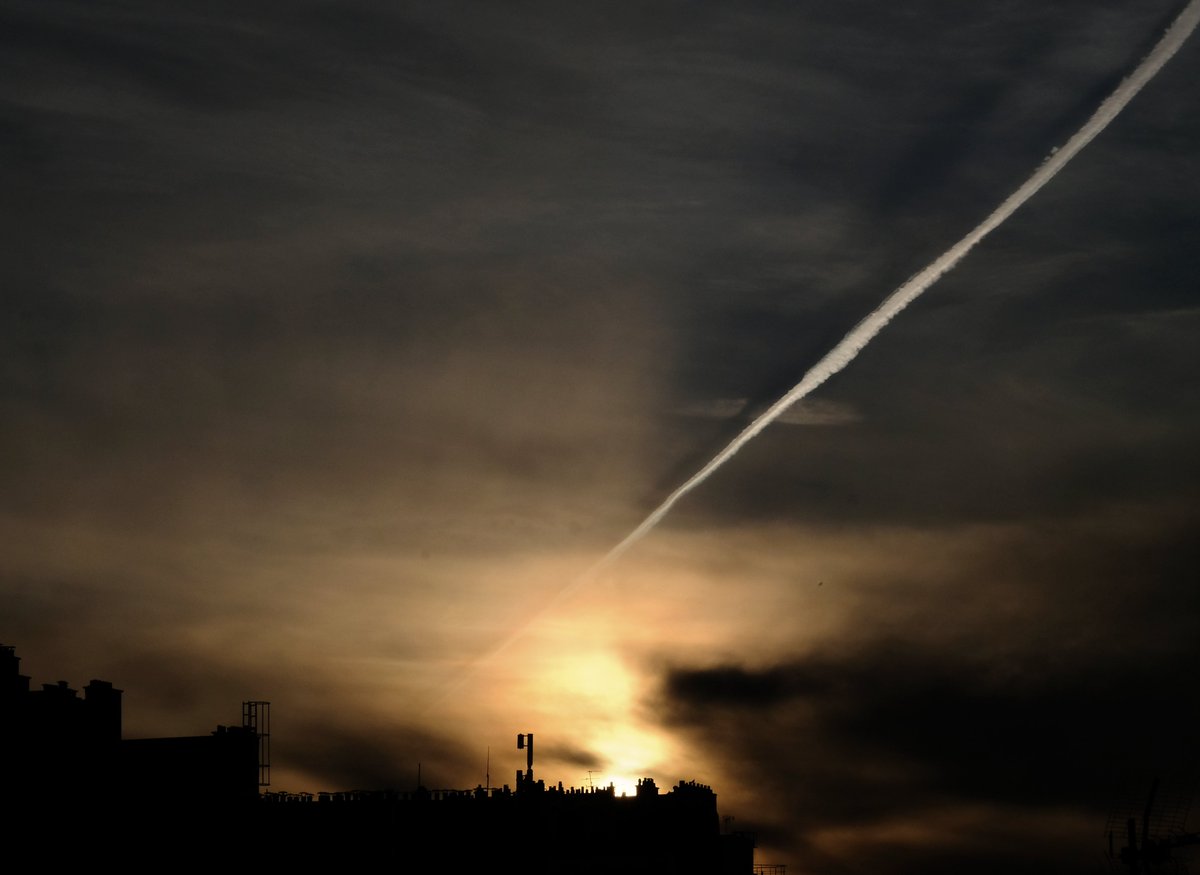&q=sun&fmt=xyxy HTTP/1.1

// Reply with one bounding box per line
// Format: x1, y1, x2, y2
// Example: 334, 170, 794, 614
587, 726, 672, 797
526, 647, 674, 795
